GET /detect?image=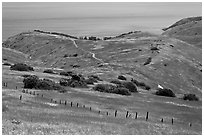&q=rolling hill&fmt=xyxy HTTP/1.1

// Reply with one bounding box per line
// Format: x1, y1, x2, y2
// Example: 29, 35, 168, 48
162, 16, 202, 48
2, 16, 202, 135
